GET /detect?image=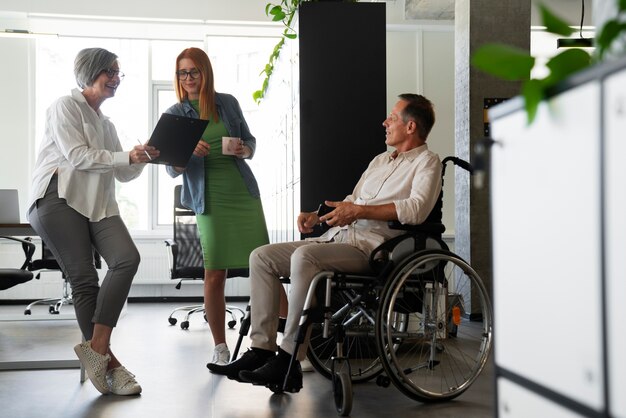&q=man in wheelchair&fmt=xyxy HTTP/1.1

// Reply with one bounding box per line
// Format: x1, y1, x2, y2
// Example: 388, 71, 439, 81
208, 93, 443, 393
